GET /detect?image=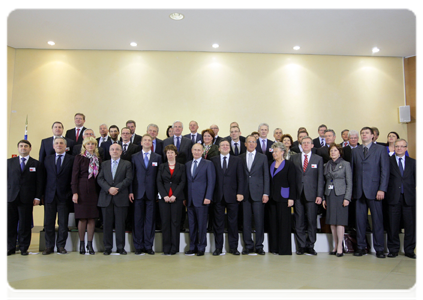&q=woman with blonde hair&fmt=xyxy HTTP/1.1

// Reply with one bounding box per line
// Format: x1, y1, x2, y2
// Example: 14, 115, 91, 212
71, 137, 101, 255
